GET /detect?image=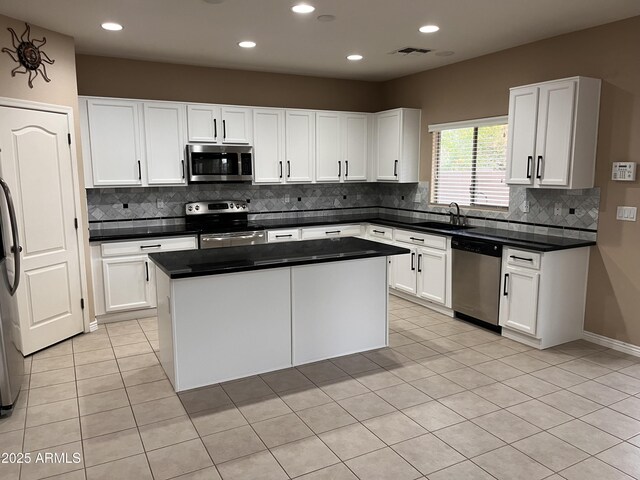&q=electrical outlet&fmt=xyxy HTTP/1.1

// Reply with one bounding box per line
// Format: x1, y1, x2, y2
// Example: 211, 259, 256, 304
414, 193, 421, 203
156, 199, 165, 209
284, 194, 290, 203
522, 201, 530, 213
554, 203, 562, 216
616, 206, 637, 222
